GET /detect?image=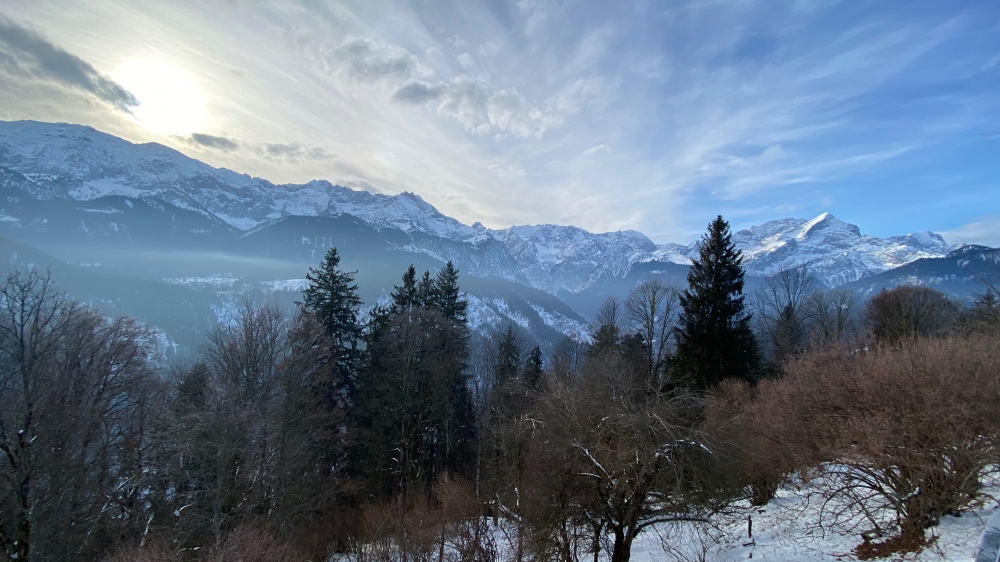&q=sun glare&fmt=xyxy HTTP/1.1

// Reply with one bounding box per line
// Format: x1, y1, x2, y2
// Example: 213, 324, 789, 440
117, 60, 208, 136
